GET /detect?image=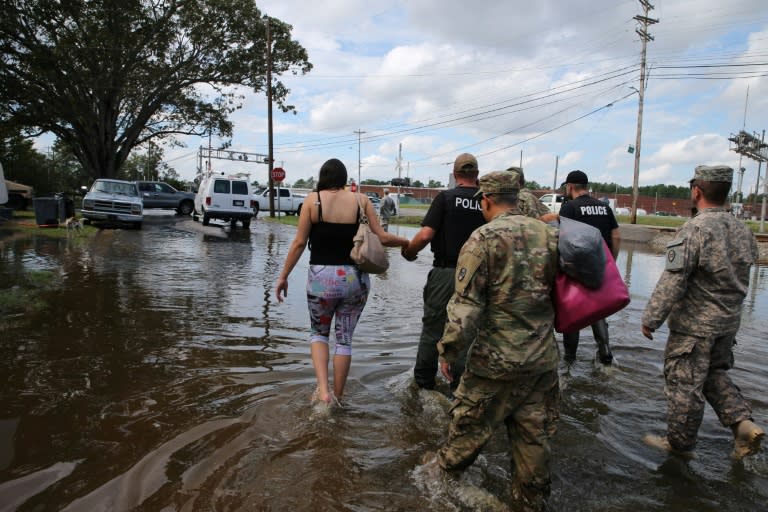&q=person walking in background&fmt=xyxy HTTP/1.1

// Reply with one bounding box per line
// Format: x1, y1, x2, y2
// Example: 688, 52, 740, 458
401, 153, 485, 392
275, 158, 409, 406
379, 188, 397, 232
433, 171, 560, 511
641, 165, 764, 459
558, 170, 621, 365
